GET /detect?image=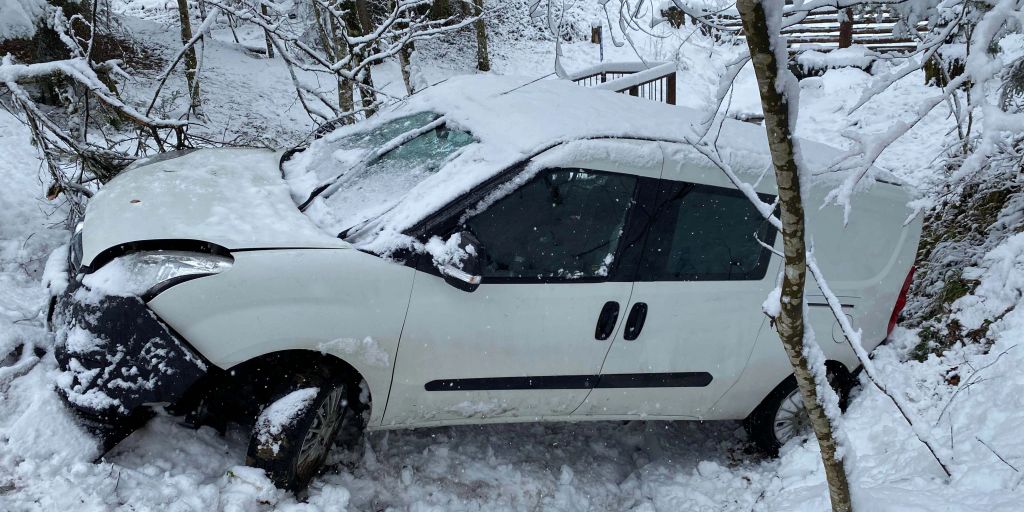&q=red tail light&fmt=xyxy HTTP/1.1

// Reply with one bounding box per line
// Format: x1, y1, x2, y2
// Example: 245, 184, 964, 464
887, 266, 916, 338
